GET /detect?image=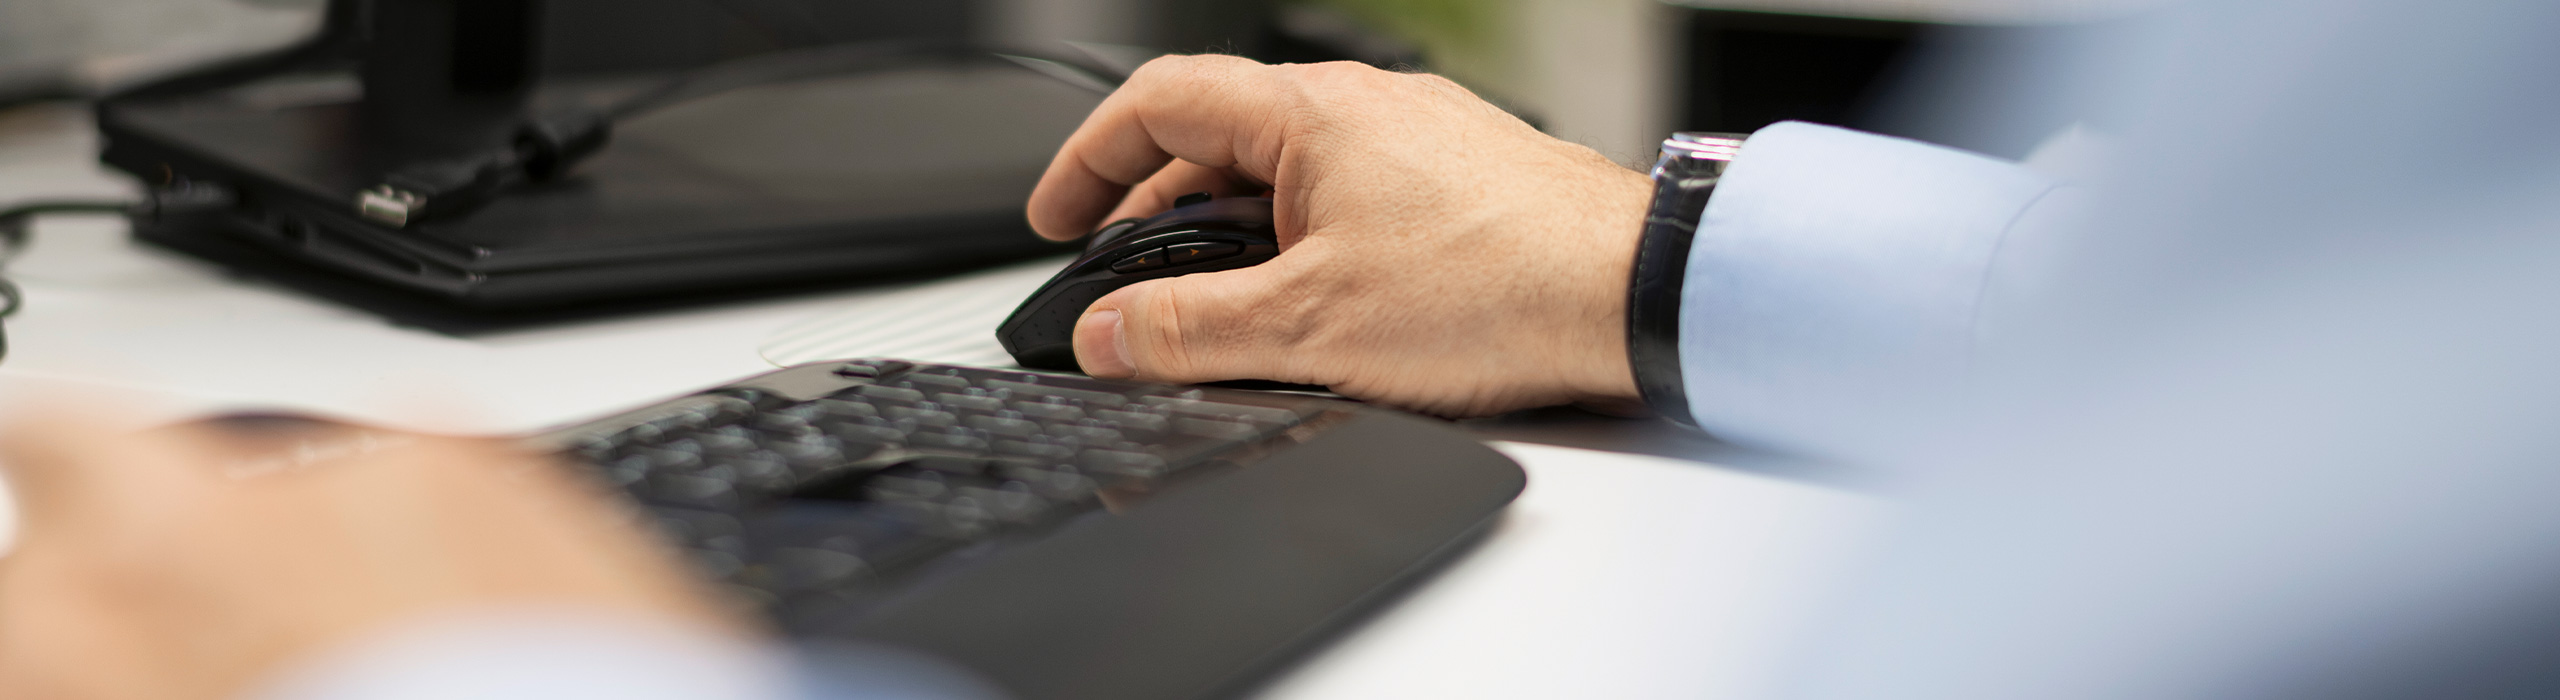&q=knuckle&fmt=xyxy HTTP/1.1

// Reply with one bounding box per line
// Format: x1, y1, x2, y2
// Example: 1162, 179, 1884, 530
1136, 53, 1257, 83
1131, 274, 1289, 381
1407, 72, 1466, 95
1133, 283, 1204, 376
1290, 60, 1390, 90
